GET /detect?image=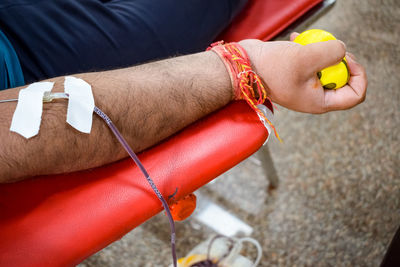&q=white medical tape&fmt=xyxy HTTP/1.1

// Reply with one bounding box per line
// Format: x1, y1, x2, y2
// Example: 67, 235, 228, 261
64, 76, 95, 134
10, 82, 54, 139
256, 104, 274, 145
